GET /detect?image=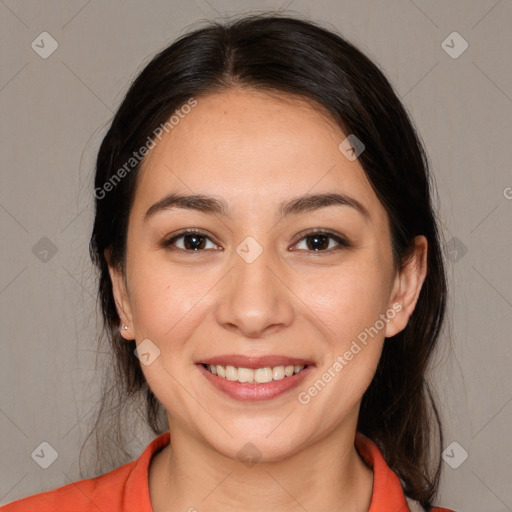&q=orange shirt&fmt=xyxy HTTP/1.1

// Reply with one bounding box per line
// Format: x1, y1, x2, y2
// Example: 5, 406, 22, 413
1, 431, 456, 511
